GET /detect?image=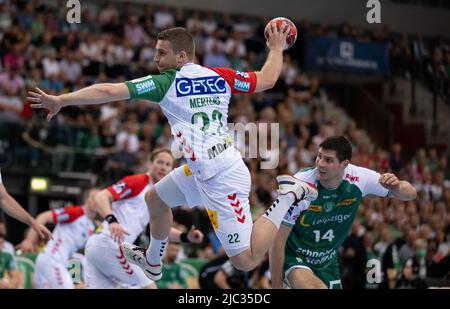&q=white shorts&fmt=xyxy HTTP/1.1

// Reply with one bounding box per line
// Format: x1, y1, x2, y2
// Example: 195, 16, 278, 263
85, 233, 154, 289
34, 254, 74, 289
155, 159, 252, 257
